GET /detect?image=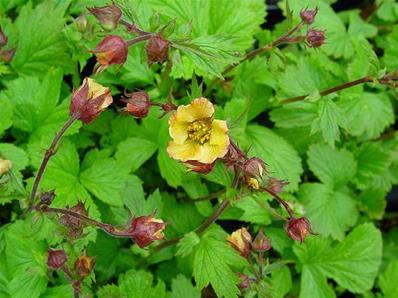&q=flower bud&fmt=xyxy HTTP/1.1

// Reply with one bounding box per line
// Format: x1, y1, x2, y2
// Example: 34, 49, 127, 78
41, 190, 55, 205
0, 159, 12, 176
75, 13, 88, 32
128, 215, 166, 248
236, 273, 251, 290
123, 91, 150, 118
252, 229, 271, 252
47, 248, 68, 269
246, 177, 260, 190
227, 228, 252, 258
267, 177, 288, 193
74, 256, 95, 278
145, 34, 170, 66
70, 77, 113, 124
87, 4, 121, 31
91, 35, 128, 72
0, 27, 8, 47
286, 217, 314, 243
300, 7, 319, 25
244, 157, 267, 190
183, 160, 215, 174
306, 29, 325, 48
0, 49, 15, 63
